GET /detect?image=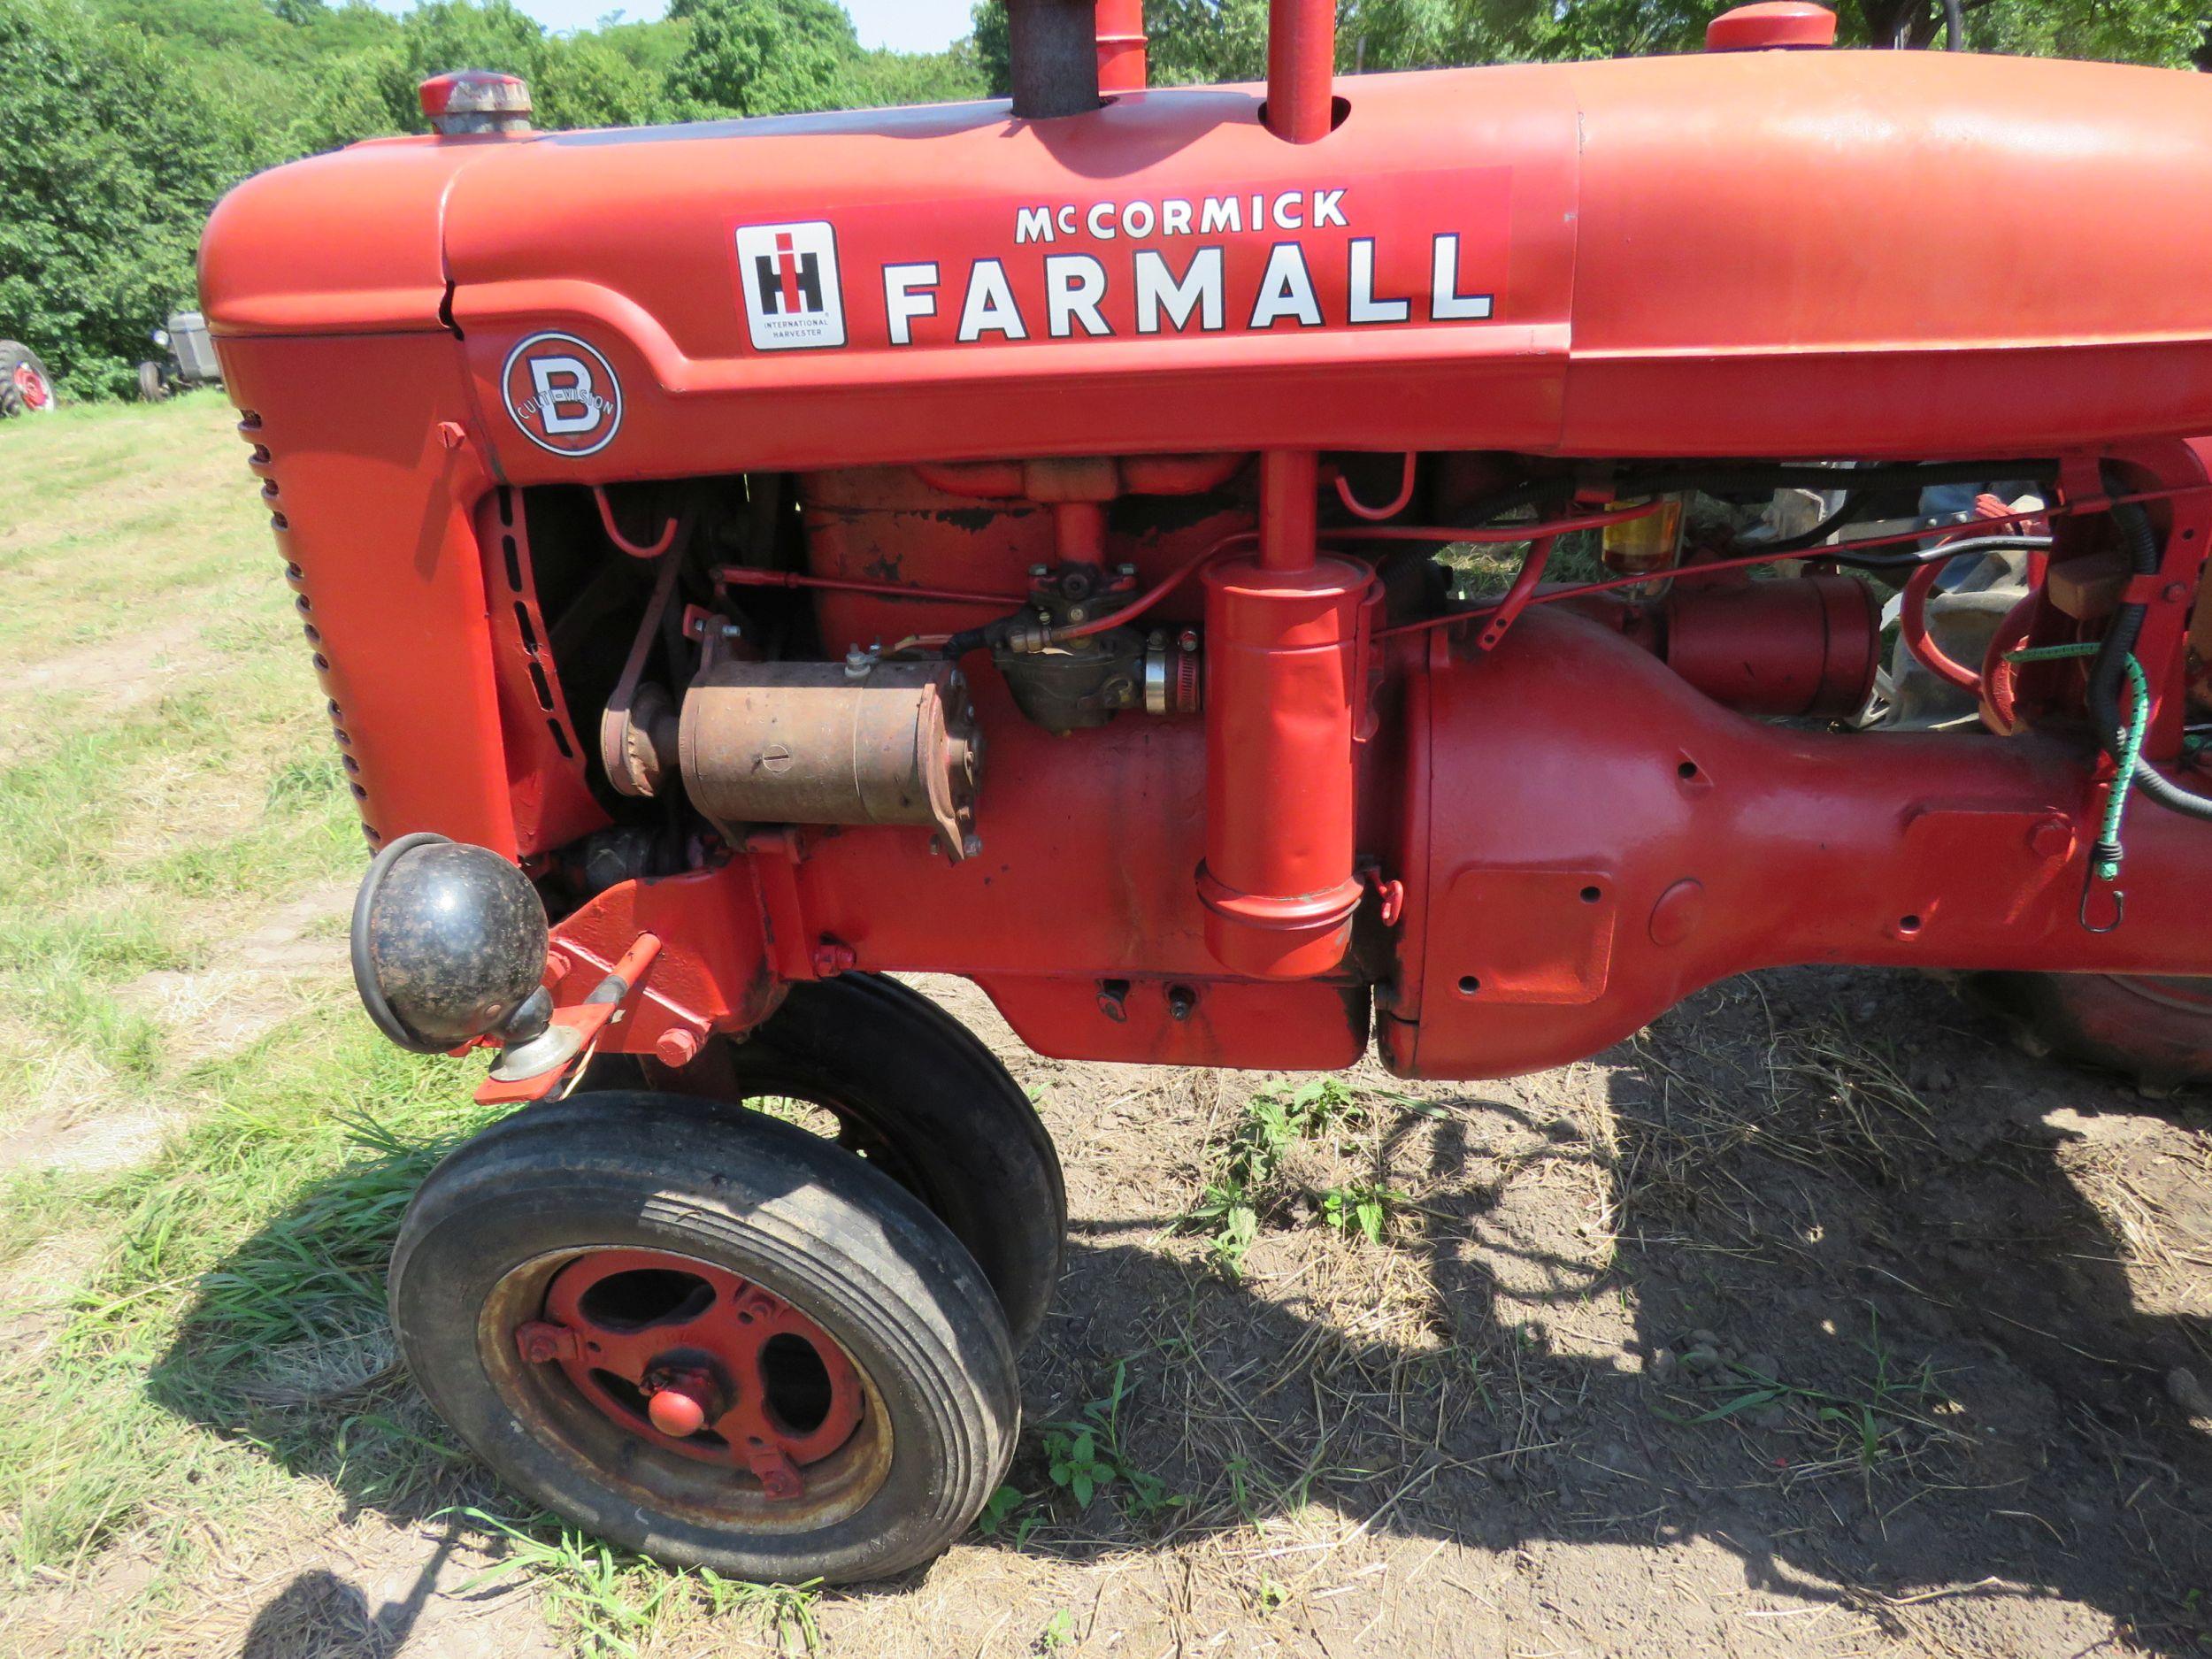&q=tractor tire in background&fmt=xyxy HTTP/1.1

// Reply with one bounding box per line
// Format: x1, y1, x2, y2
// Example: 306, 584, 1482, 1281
1969, 972, 2212, 1094
389, 1090, 1020, 1583
137, 361, 170, 403
585, 972, 1066, 1350
0, 342, 56, 417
